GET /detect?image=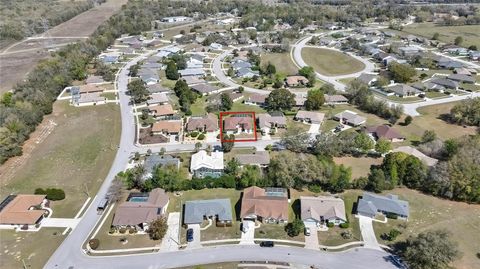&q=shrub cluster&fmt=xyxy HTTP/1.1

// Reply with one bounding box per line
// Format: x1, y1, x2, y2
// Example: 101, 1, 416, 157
34, 188, 65, 201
